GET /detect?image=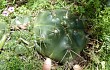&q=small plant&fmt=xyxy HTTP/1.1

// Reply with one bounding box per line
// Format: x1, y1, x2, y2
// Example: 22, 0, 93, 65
0, 0, 7, 10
